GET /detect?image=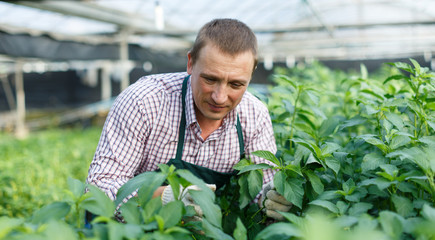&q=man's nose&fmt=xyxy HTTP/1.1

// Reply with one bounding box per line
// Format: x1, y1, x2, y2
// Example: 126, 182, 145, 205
211, 85, 228, 105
